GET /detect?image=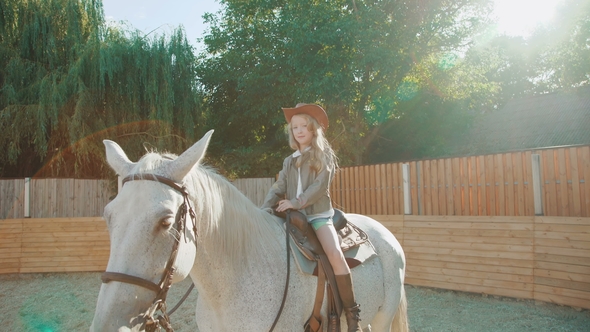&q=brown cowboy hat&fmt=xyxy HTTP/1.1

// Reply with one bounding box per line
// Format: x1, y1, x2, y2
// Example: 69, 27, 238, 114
282, 103, 329, 130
